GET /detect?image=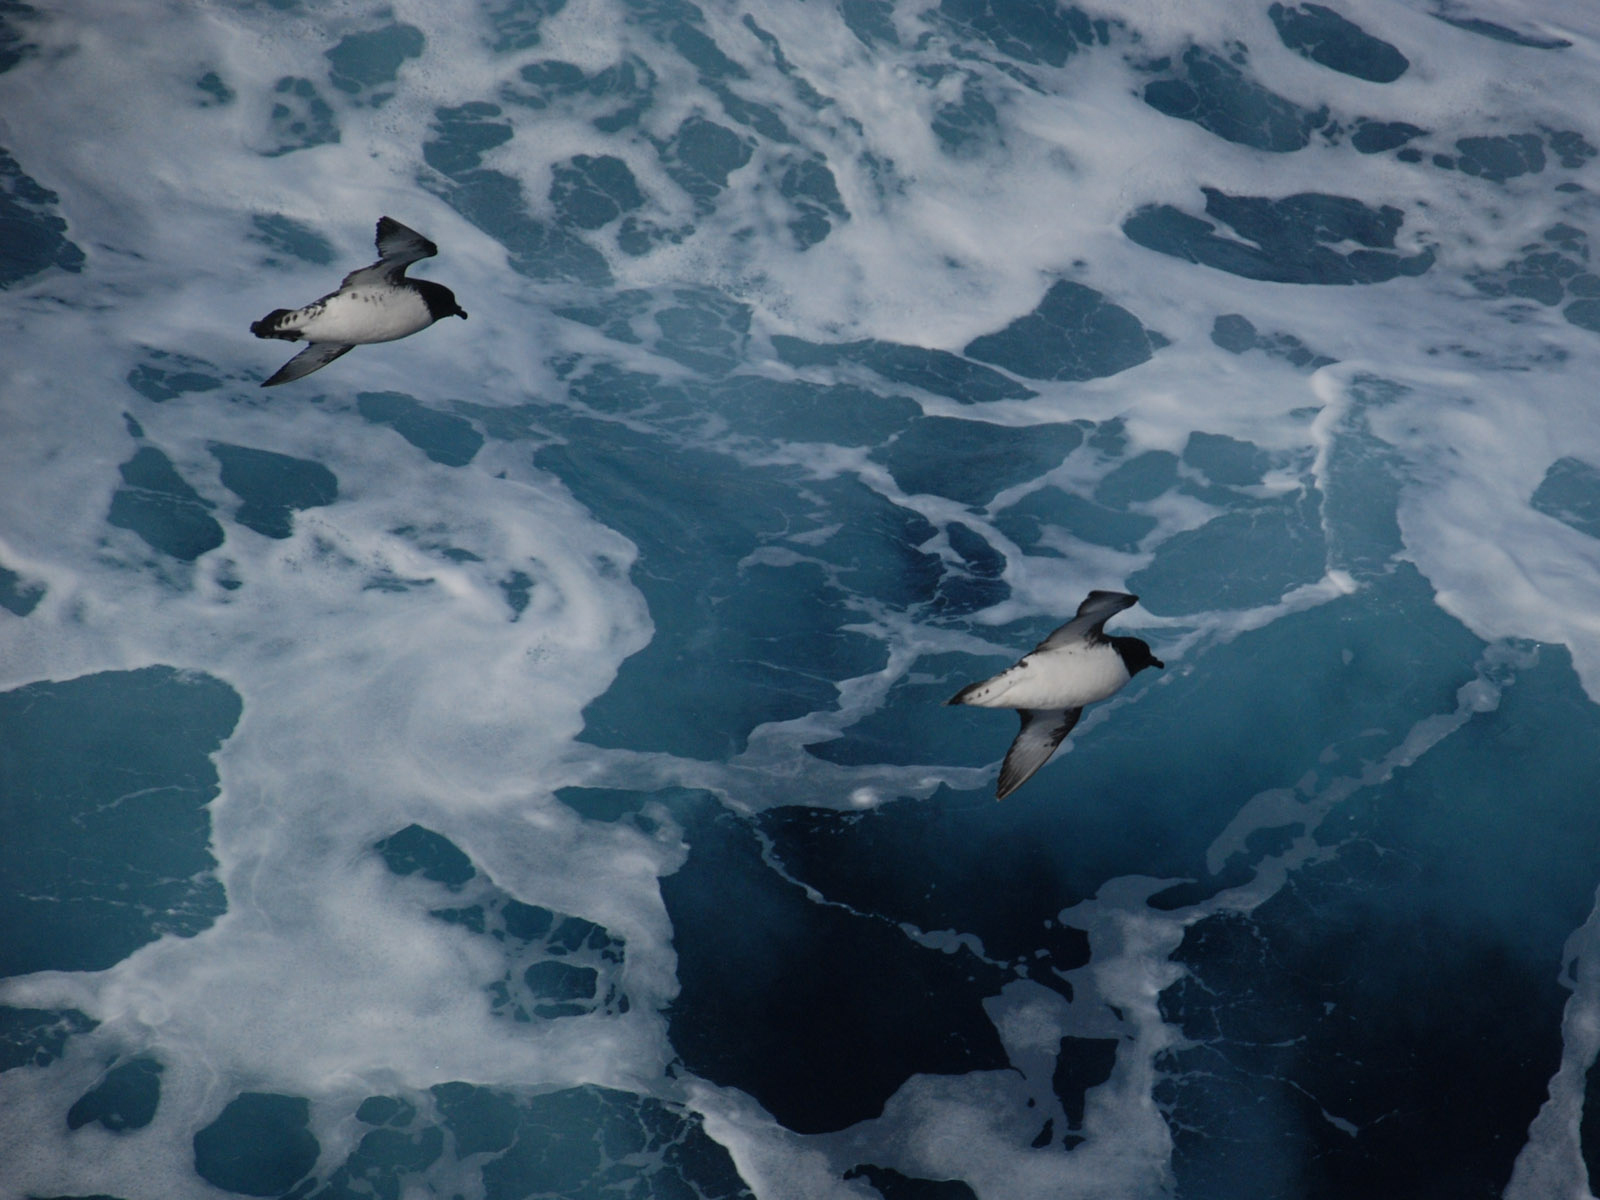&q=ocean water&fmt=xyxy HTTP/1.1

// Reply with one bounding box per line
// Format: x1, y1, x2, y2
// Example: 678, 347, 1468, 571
4, 0, 1600, 1196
